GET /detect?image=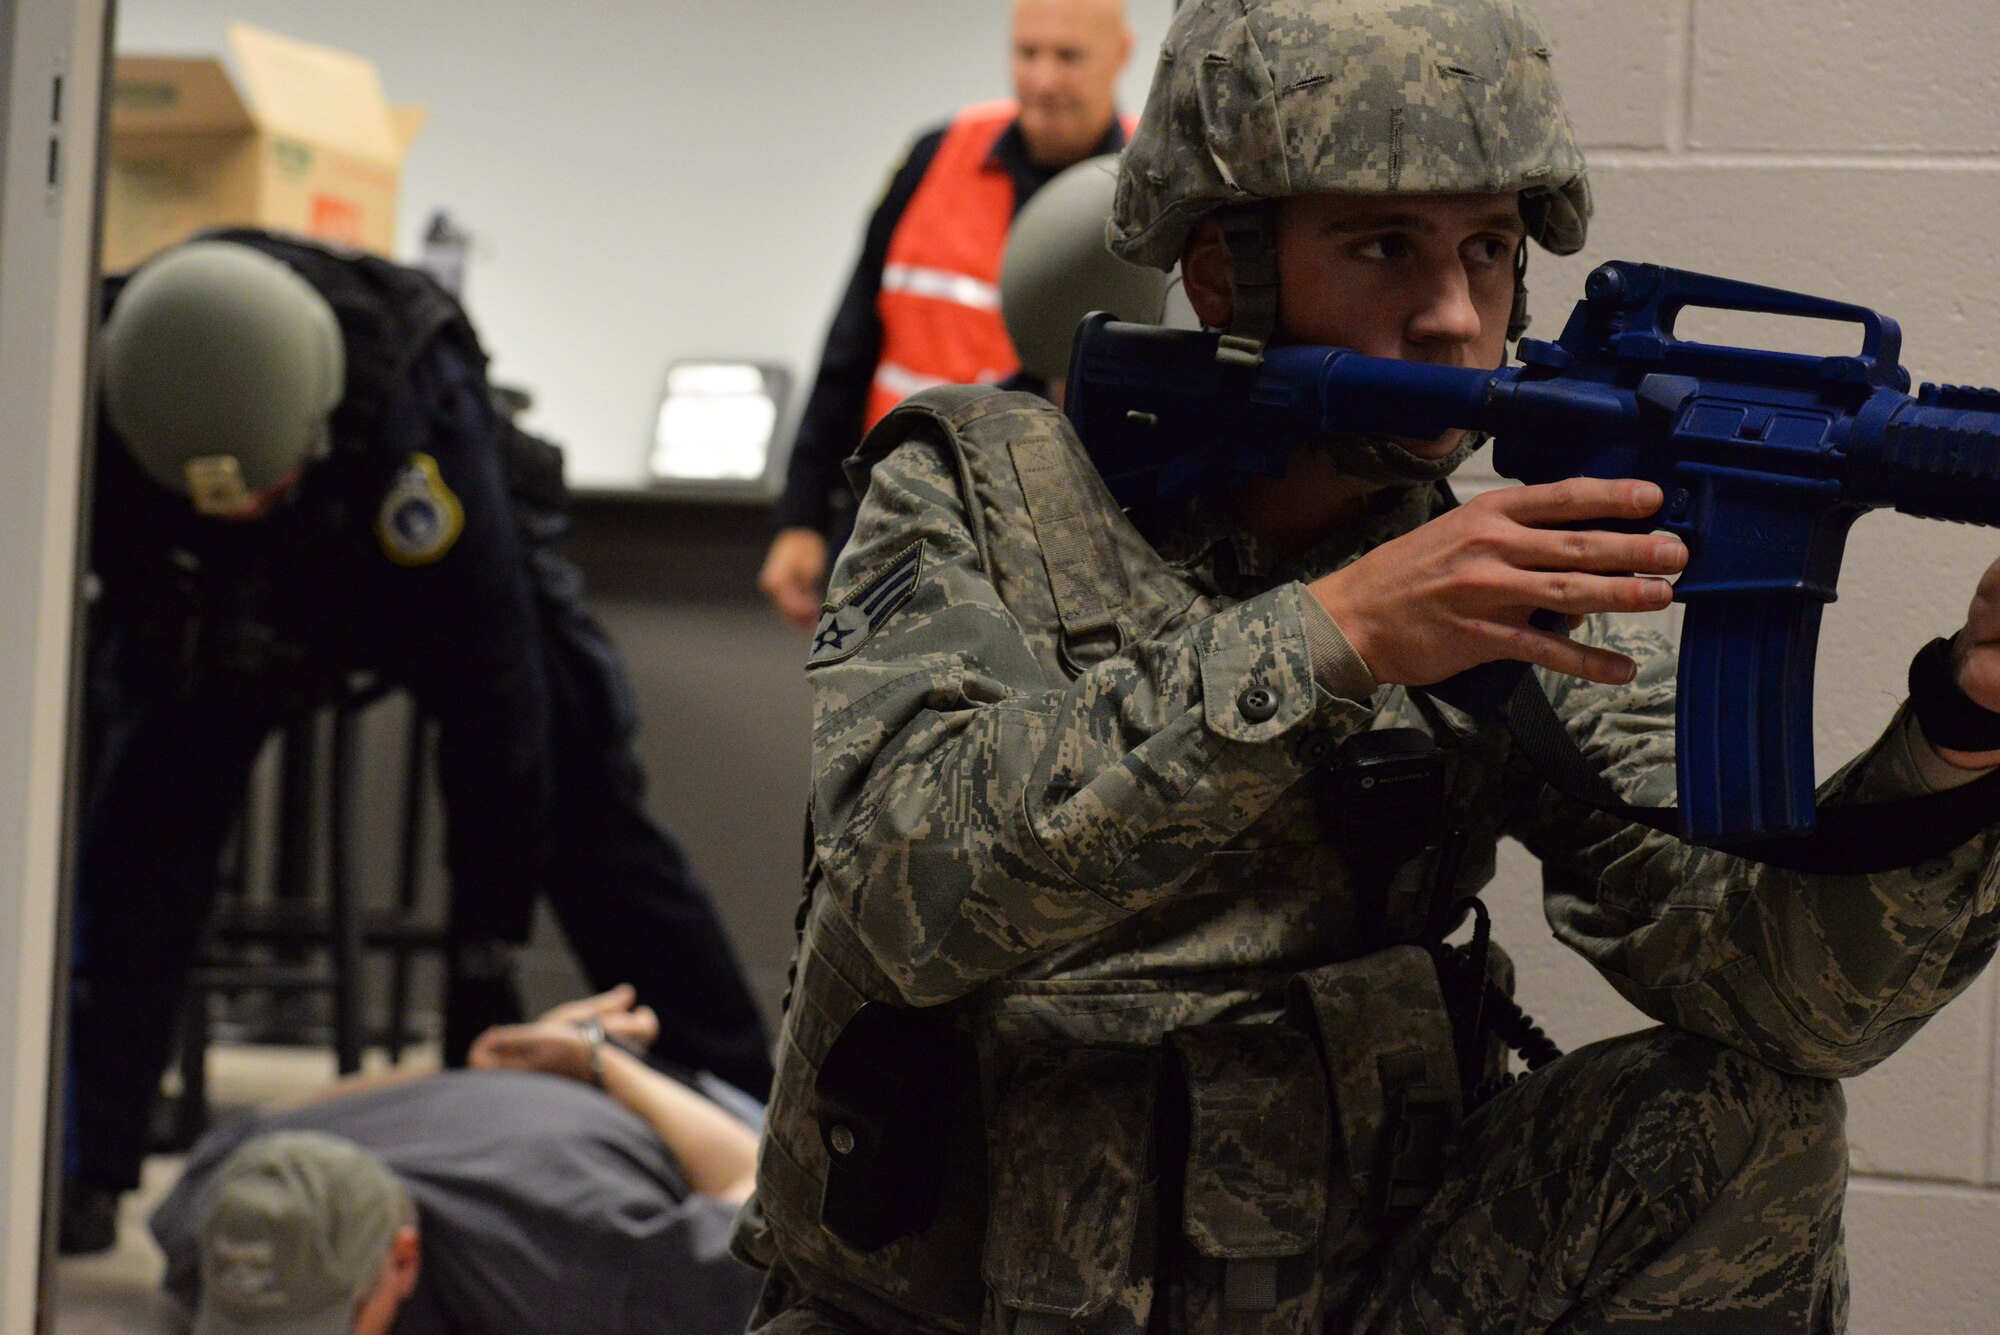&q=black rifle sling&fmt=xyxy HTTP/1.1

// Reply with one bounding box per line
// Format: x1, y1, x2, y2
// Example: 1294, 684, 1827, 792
1470, 667, 2000, 875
